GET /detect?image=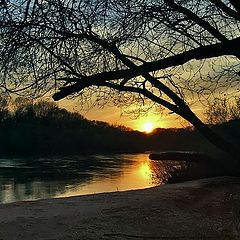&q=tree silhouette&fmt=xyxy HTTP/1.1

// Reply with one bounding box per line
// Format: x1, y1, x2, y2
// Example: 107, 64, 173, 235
206, 97, 240, 125
0, 0, 240, 160
0, 95, 9, 125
